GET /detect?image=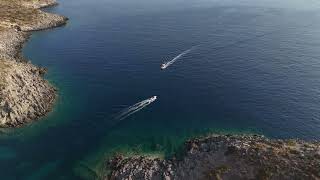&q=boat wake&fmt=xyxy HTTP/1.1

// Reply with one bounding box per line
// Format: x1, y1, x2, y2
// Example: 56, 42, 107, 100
115, 96, 157, 121
161, 46, 198, 70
